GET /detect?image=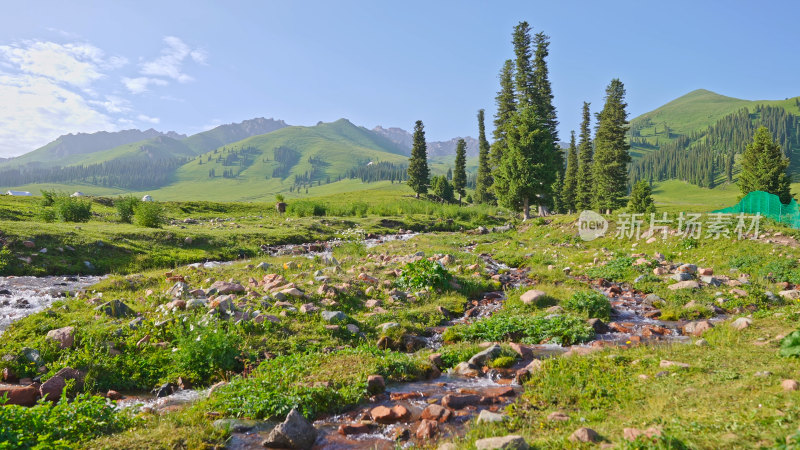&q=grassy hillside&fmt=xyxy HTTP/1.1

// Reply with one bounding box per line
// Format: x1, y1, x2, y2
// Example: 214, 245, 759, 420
630, 89, 800, 158
182, 117, 289, 154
